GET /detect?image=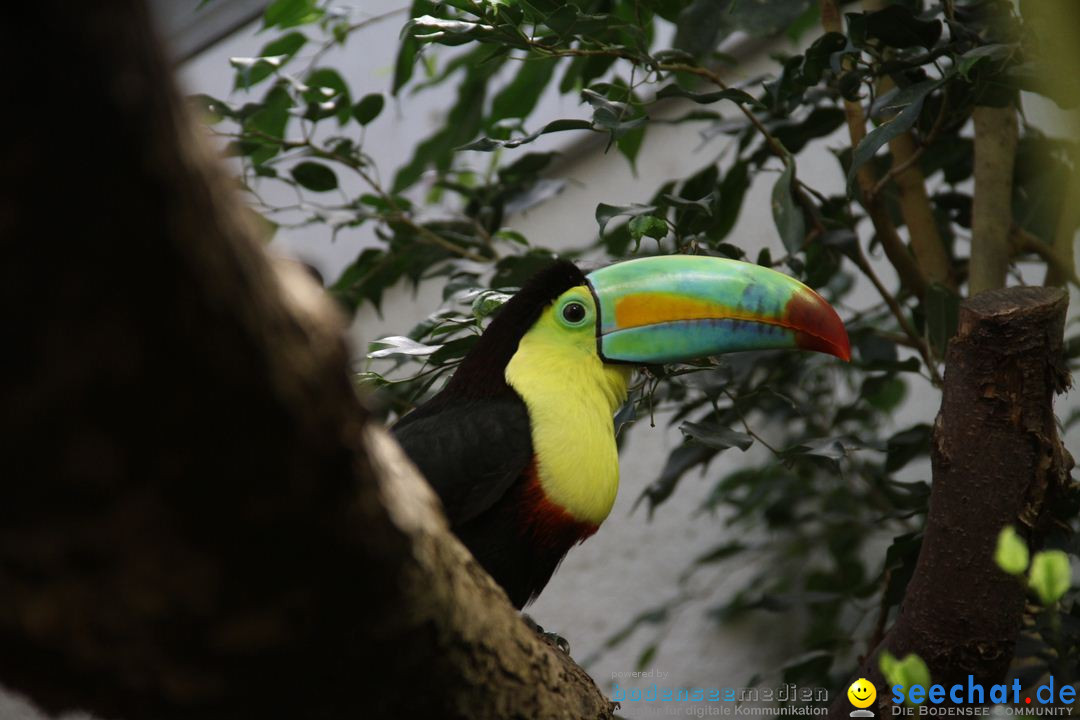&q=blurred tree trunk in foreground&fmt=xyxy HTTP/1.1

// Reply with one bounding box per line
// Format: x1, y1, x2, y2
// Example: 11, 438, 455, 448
0, 2, 614, 718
